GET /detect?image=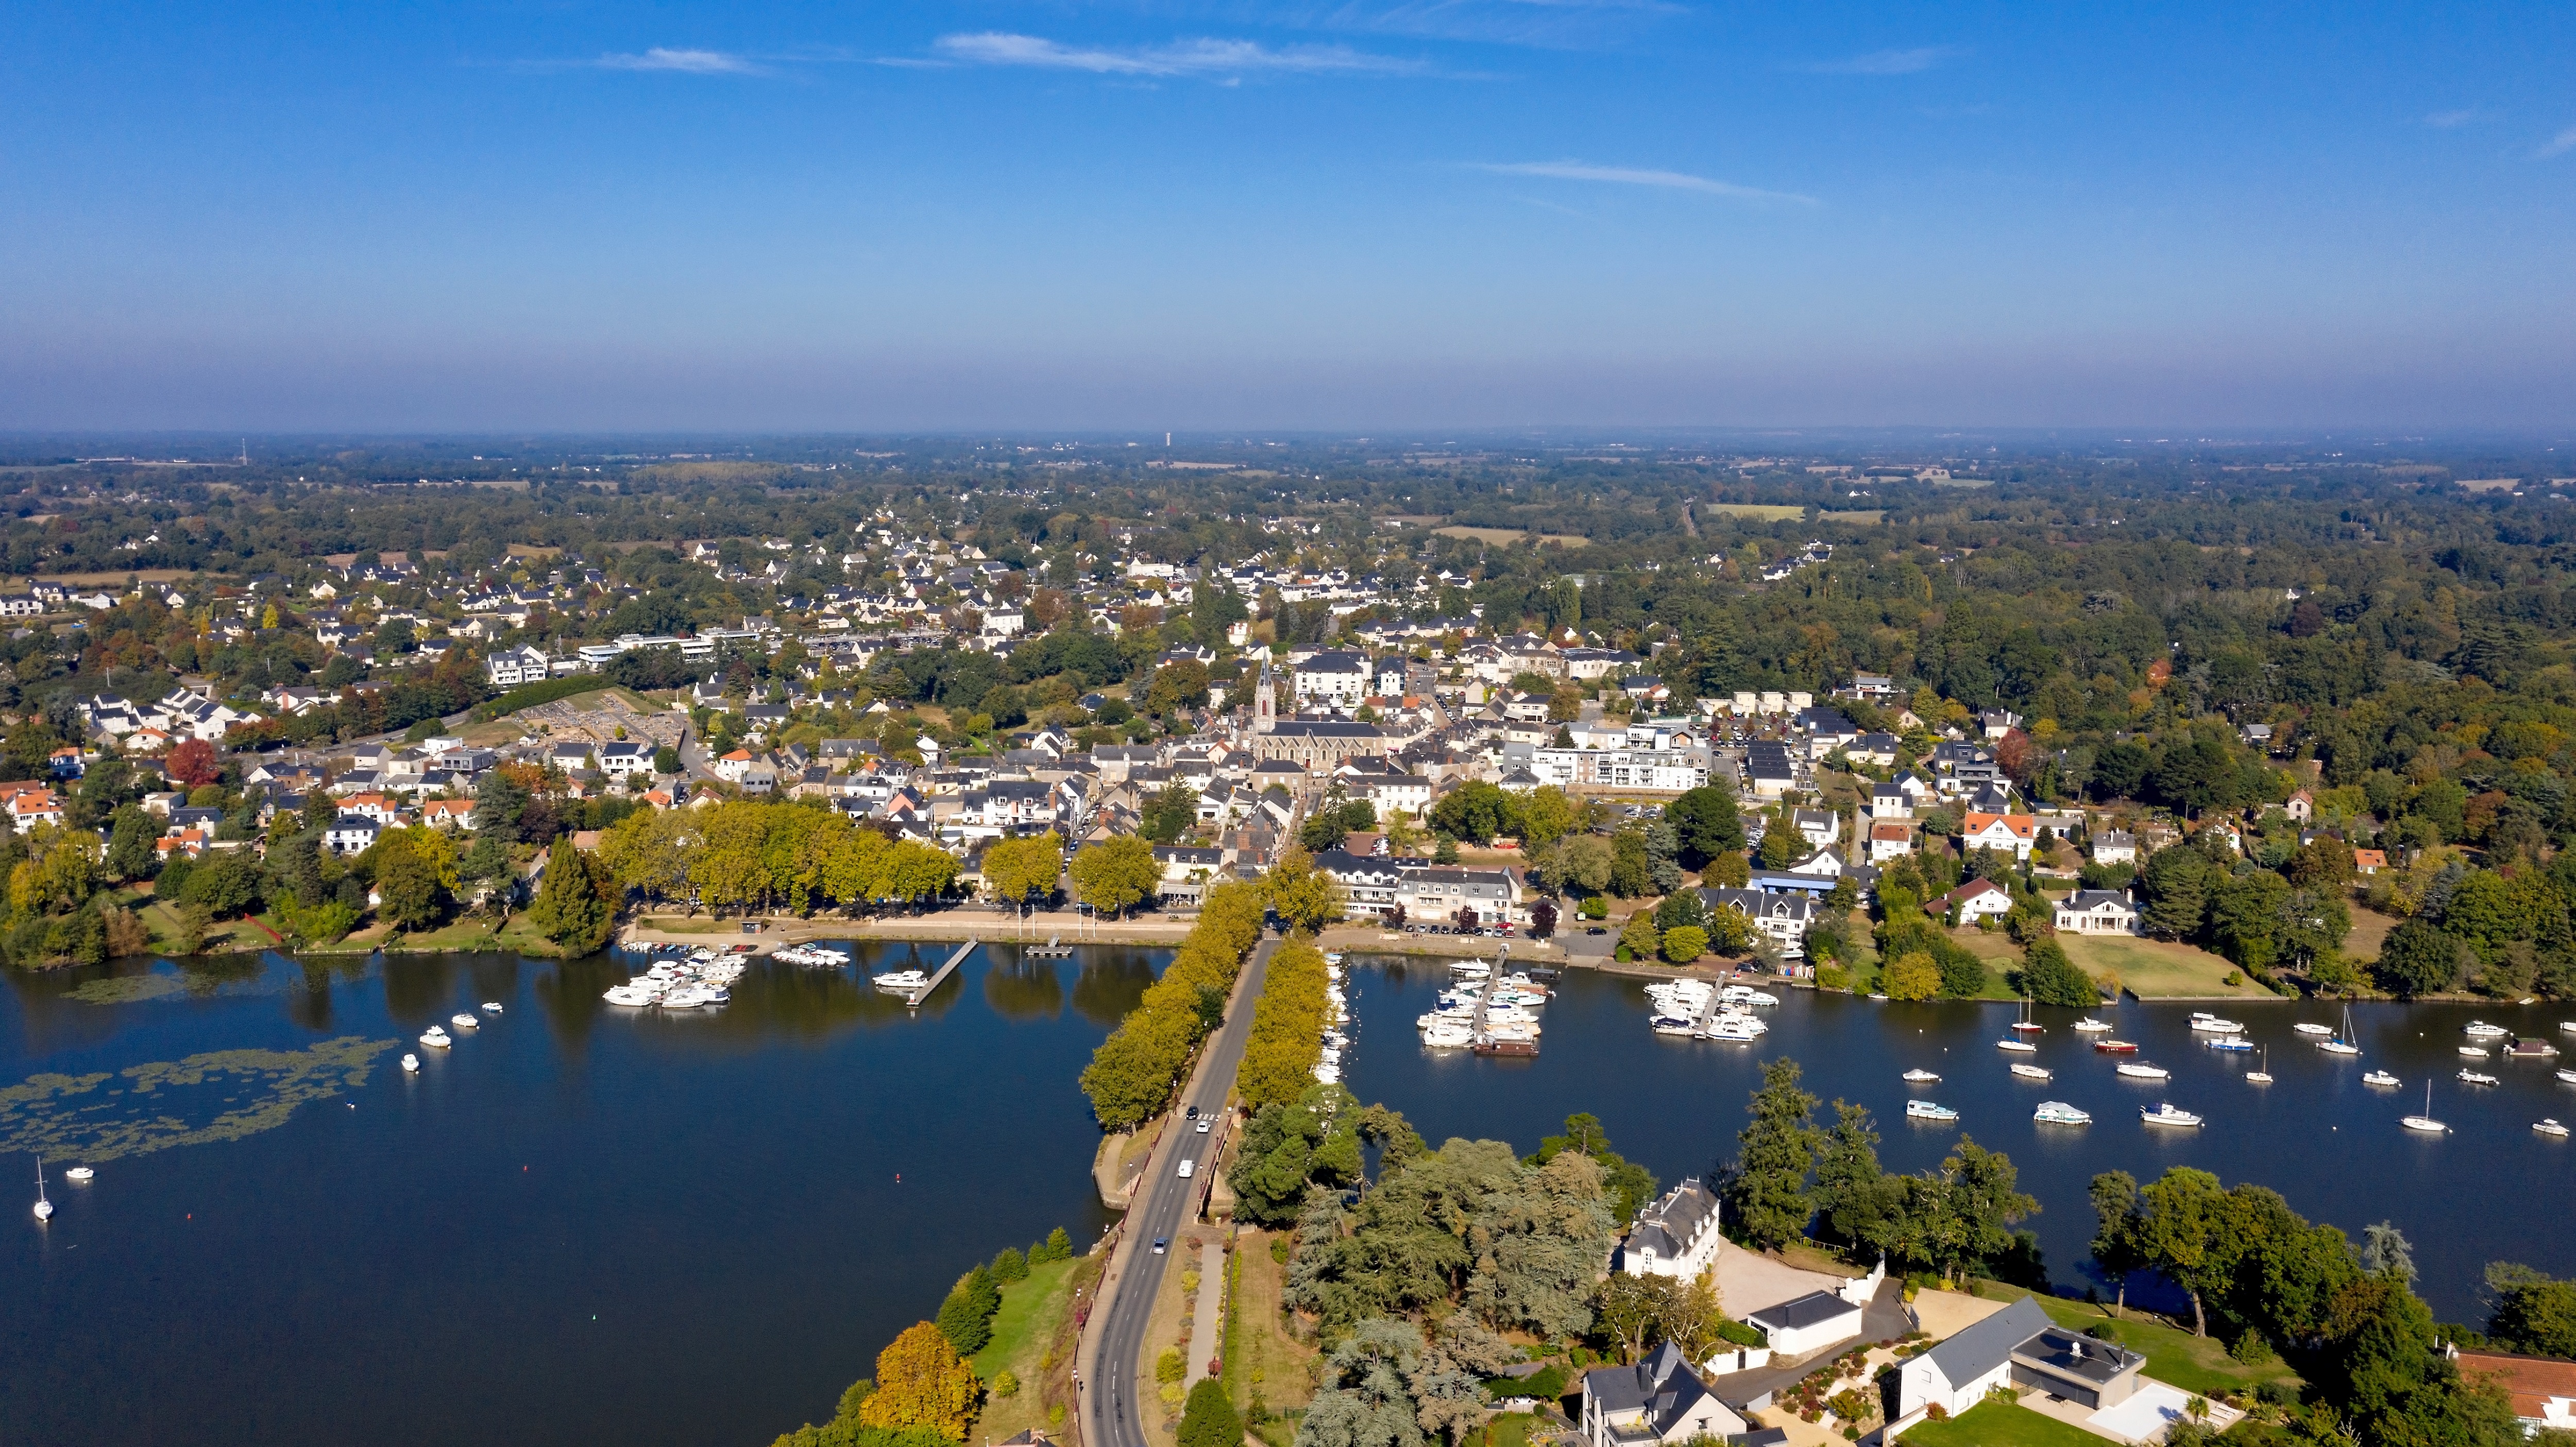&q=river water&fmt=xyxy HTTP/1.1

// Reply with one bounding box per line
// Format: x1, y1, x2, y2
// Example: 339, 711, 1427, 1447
1338, 957, 2576, 1324
0, 942, 1154, 1447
